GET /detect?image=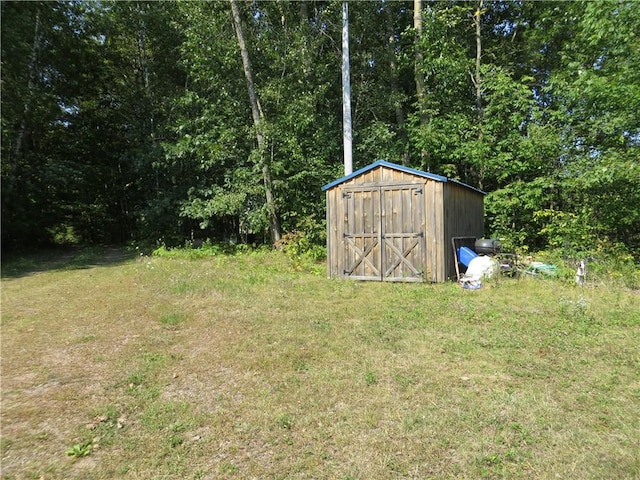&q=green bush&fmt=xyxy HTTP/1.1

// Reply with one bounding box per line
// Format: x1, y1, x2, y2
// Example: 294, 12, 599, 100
528, 244, 639, 290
